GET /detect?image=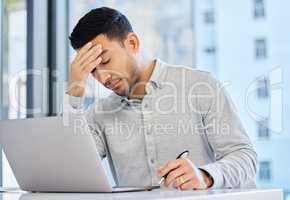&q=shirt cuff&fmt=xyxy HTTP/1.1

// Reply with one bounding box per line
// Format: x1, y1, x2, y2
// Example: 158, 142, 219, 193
199, 163, 224, 189
64, 93, 85, 110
